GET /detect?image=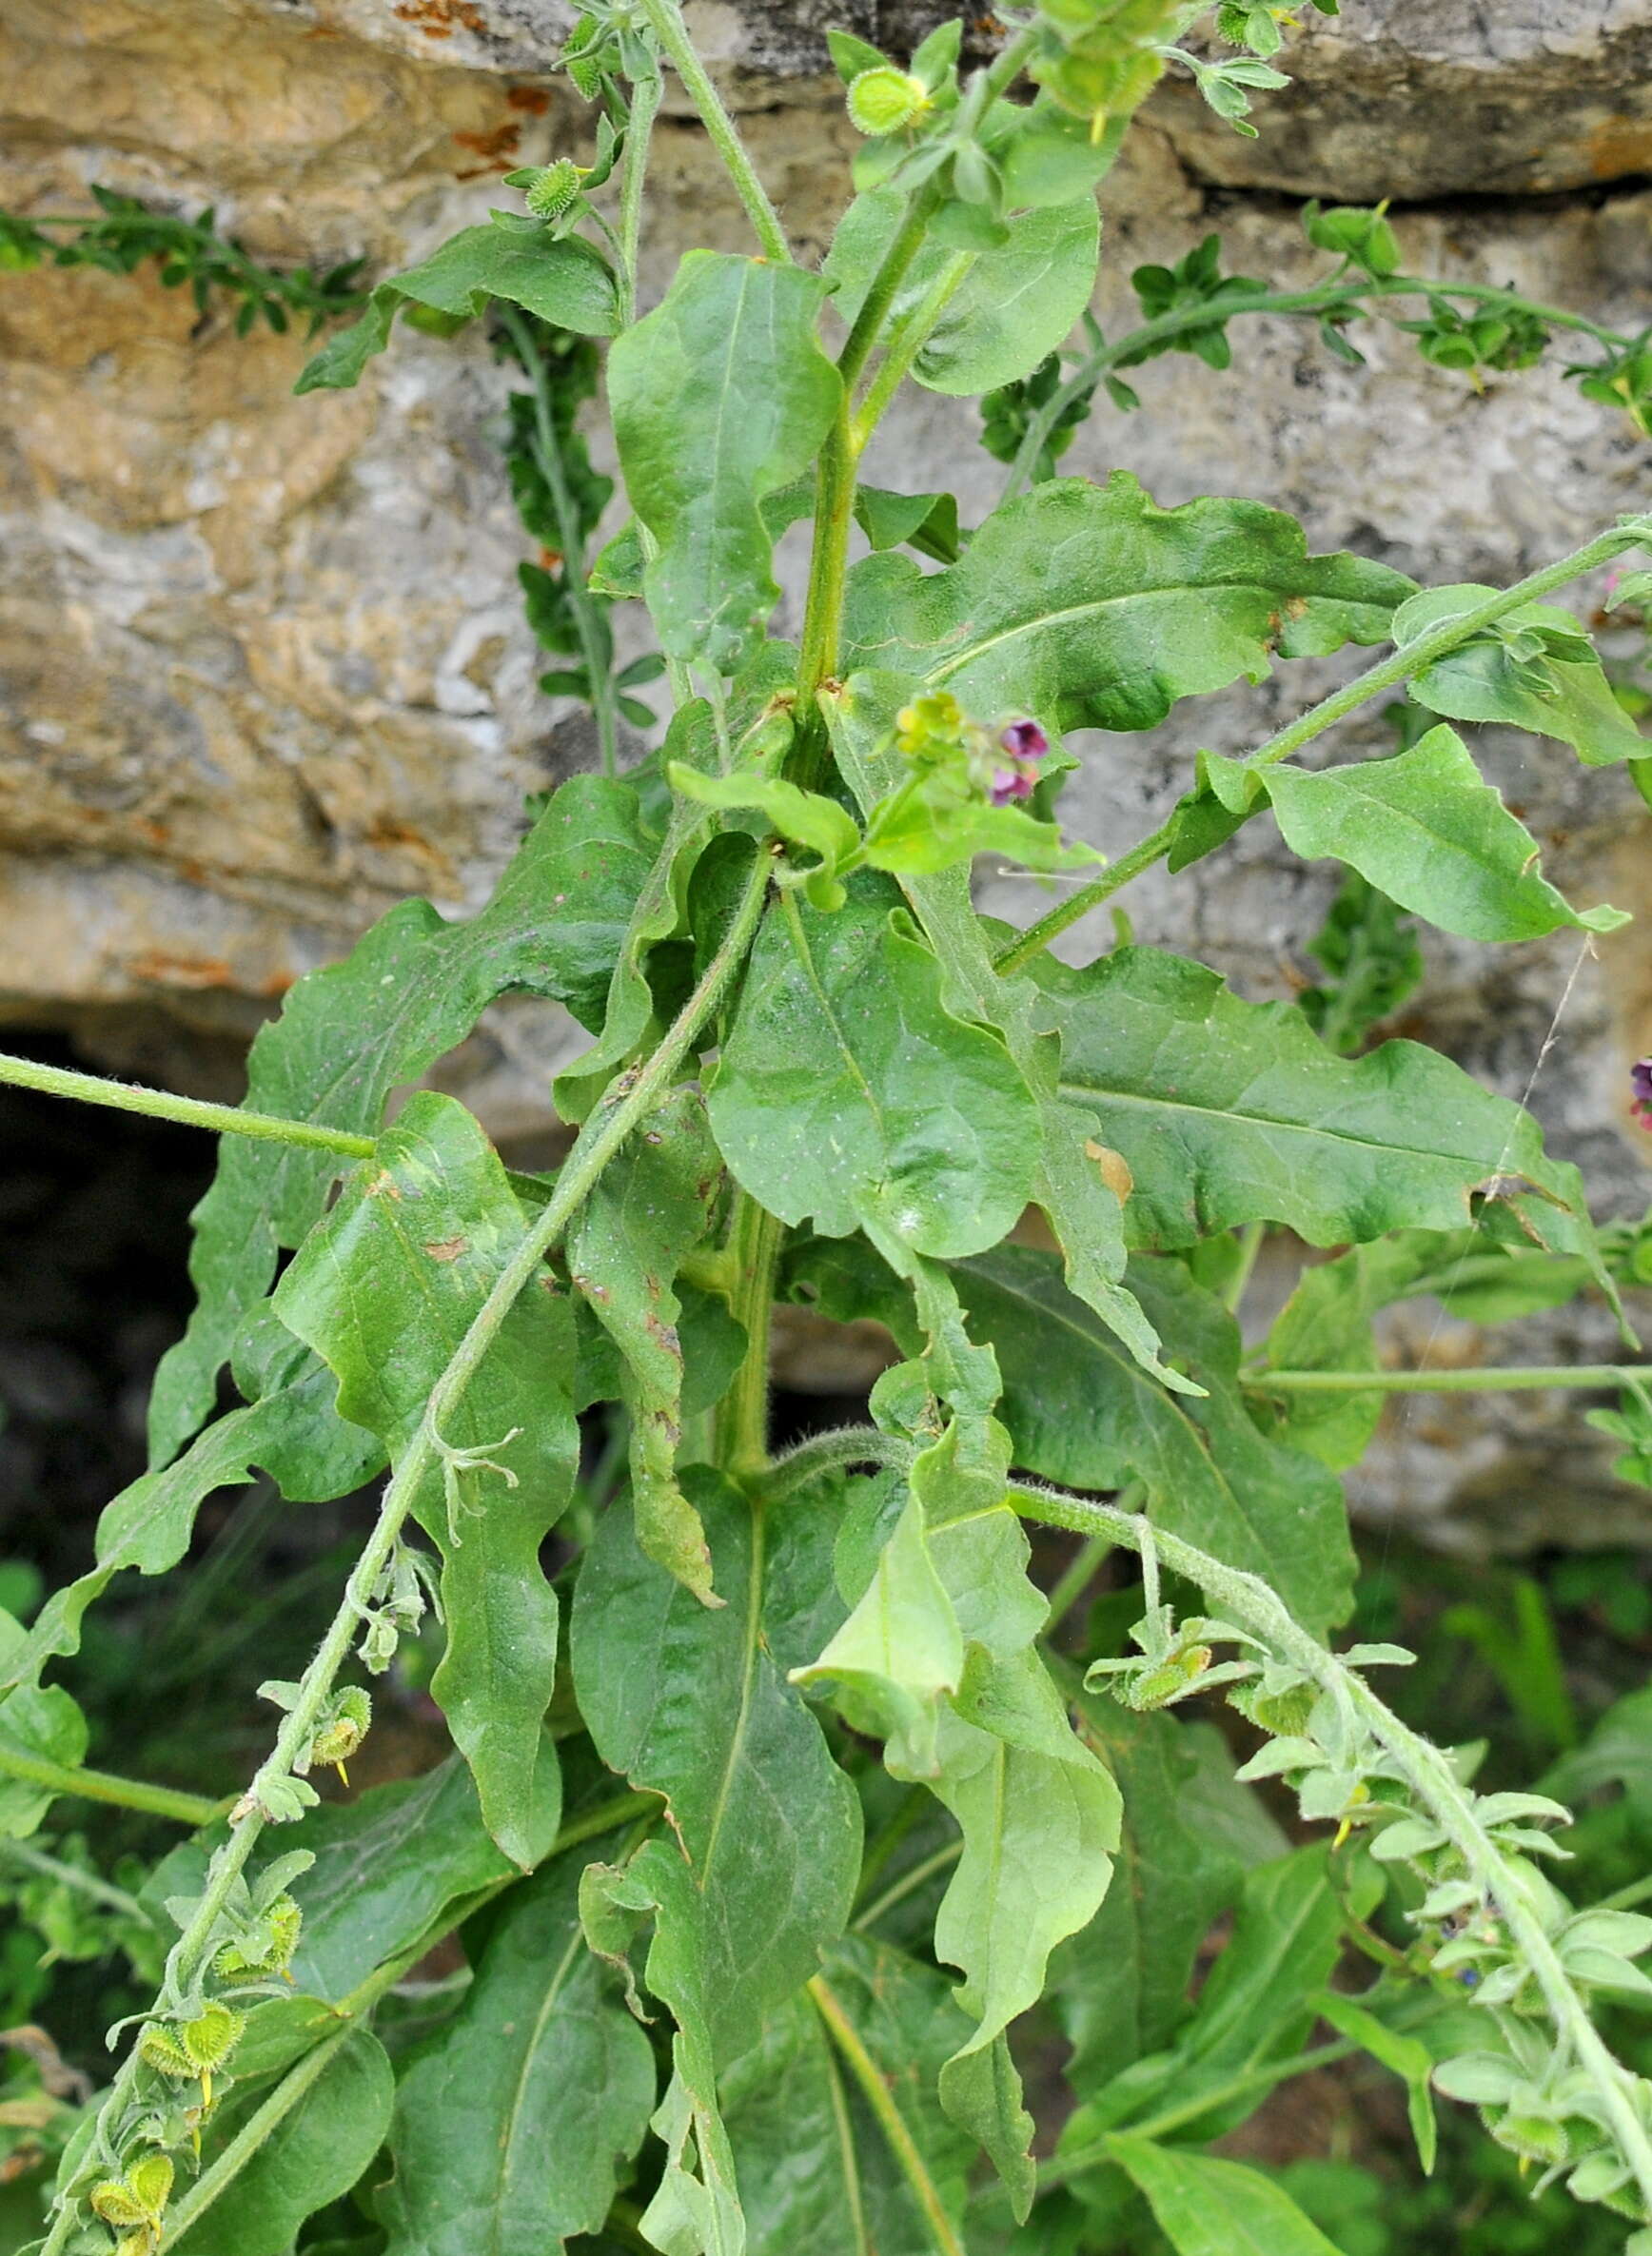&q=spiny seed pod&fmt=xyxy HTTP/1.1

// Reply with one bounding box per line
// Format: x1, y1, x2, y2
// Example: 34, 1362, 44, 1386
183, 2001, 245, 2077
136, 2024, 195, 2082
524, 160, 584, 220
214, 1892, 304, 1980
311, 1685, 371, 1784
90, 2153, 173, 2230
846, 67, 931, 137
